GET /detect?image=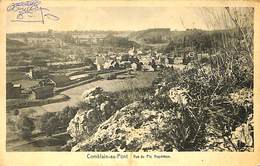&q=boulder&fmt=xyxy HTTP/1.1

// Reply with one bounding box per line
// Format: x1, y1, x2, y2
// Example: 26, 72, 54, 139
81, 86, 103, 102
70, 101, 178, 152
67, 87, 115, 142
